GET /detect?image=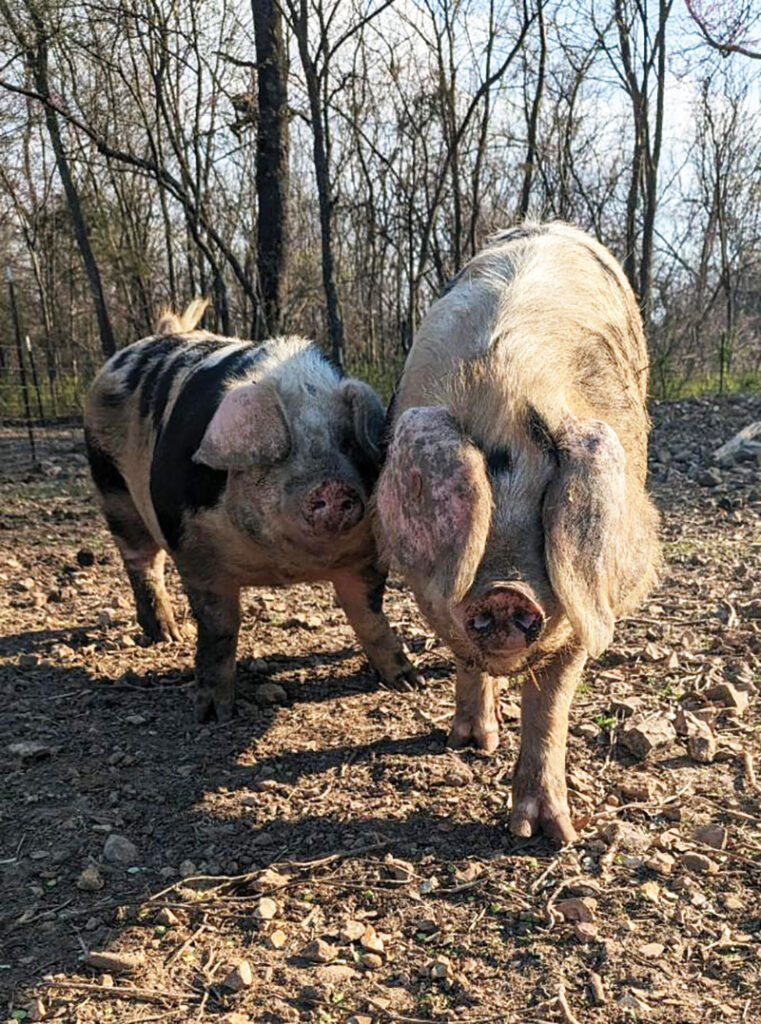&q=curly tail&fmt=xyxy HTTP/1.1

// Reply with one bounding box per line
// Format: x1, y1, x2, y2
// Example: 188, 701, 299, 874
155, 297, 210, 336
